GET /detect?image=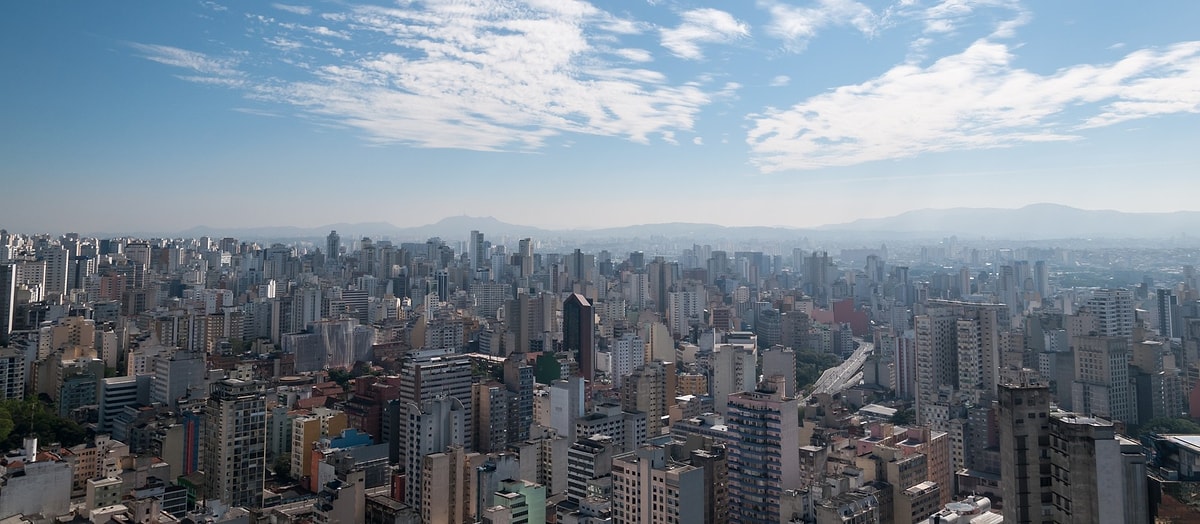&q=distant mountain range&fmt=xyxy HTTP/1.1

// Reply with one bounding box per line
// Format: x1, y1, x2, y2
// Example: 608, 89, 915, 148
111, 203, 1200, 241
819, 203, 1200, 239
